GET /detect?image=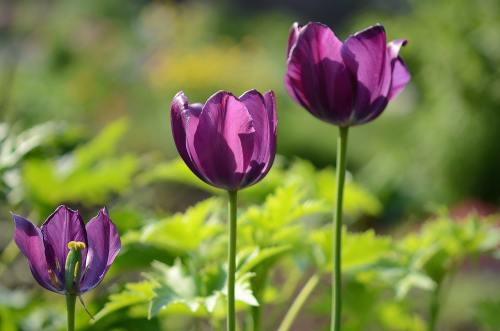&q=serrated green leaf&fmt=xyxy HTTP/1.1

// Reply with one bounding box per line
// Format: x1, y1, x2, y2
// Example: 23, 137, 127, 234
148, 260, 258, 318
